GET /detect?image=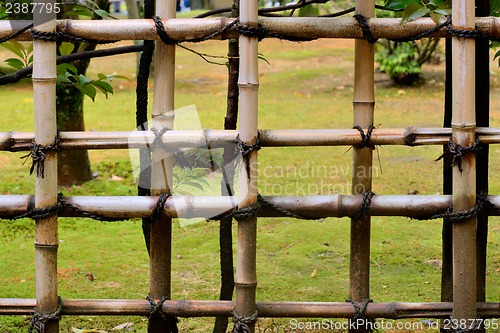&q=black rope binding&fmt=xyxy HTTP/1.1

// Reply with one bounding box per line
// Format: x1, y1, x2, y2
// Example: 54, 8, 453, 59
31, 28, 114, 44
154, 15, 315, 44
28, 296, 62, 333
415, 192, 493, 222
0, 23, 33, 43
353, 125, 375, 149
236, 133, 261, 179
231, 310, 258, 333
146, 295, 179, 332
354, 13, 500, 44
209, 195, 321, 221
236, 21, 316, 42
151, 126, 192, 169
154, 15, 239, 44
353, 191, 375, 220
12, 201, 61, 220
393, 15, 451, 42
435, 137, 482, 173
346, 298, 373, 321
21, 137, 60, 178
354, 14, 378, 44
